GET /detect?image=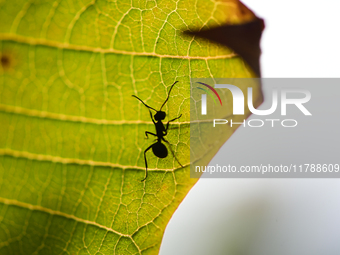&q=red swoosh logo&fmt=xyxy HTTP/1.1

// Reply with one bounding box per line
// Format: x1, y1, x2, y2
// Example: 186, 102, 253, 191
196, 82, 223, 106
